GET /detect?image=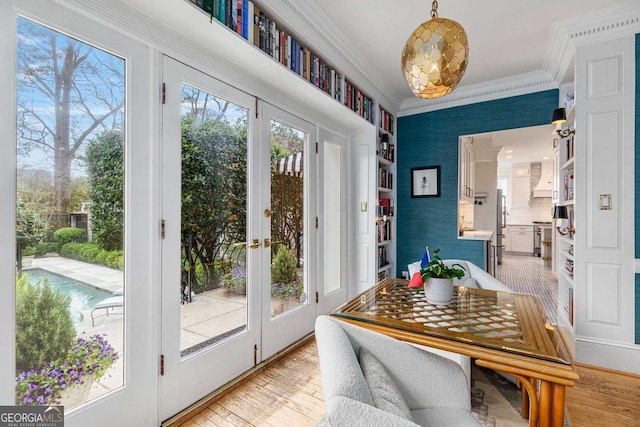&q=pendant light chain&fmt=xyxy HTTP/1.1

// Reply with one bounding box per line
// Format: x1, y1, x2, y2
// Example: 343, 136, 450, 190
431, 0, 439, 18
